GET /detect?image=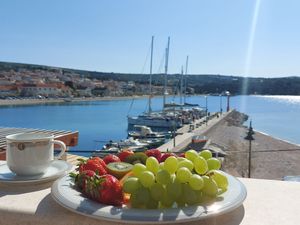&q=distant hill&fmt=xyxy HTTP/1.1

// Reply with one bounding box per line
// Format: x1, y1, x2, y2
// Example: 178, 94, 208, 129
1, 61, 300, 95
